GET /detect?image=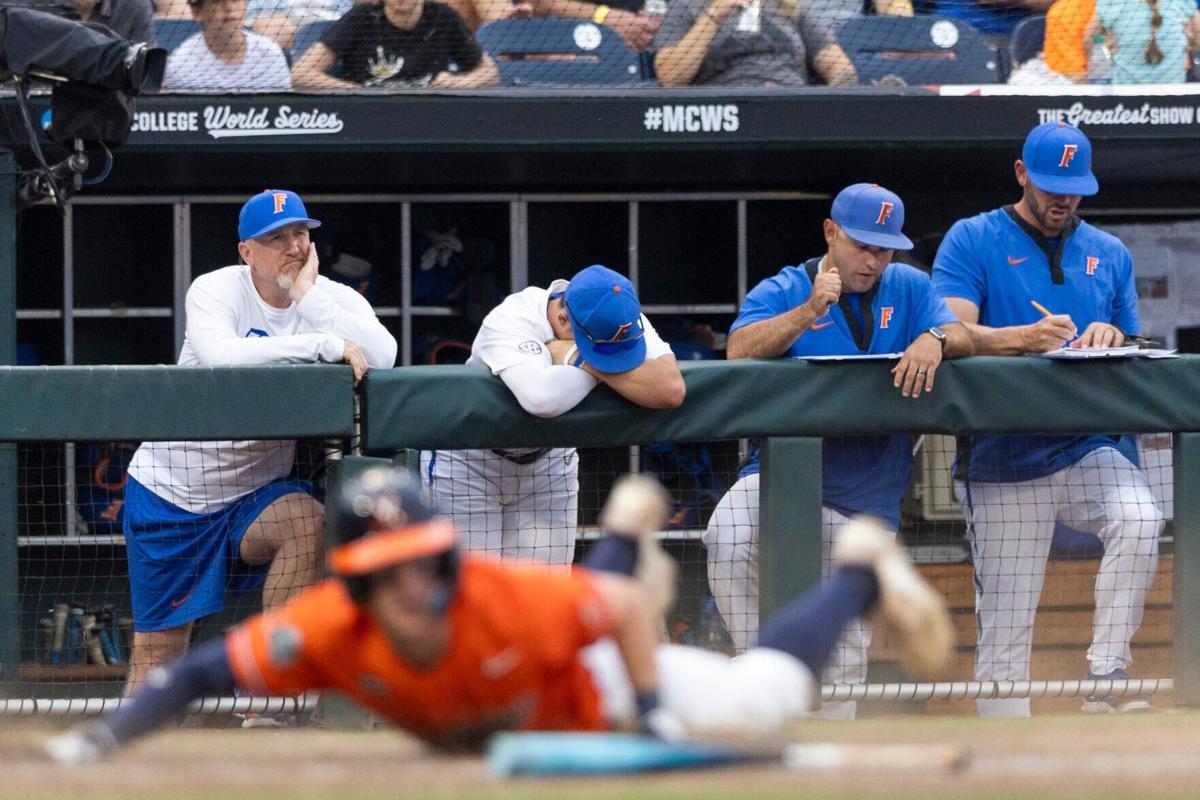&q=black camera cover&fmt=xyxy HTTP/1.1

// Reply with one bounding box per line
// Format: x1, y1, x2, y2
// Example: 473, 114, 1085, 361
48, 80, 133, 148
